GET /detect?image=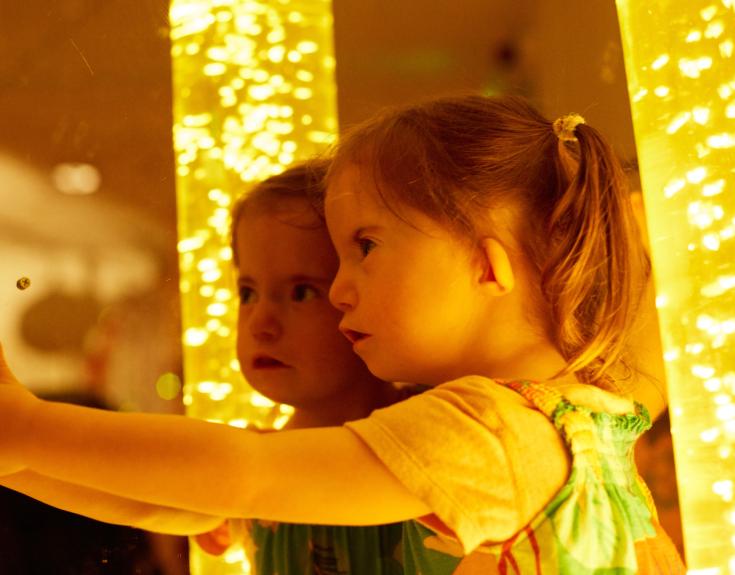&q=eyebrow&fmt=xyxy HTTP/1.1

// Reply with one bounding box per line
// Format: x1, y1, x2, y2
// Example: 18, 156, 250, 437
237, 274, 333, 285
352, 225, 384, 237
